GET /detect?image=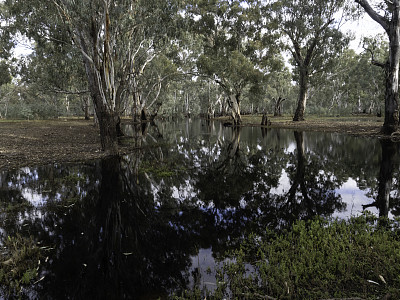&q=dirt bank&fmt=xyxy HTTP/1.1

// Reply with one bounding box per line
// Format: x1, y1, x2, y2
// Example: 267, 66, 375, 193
227, 115, 385, 138
0, 116, 392, 171
0, 119, 107, 171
